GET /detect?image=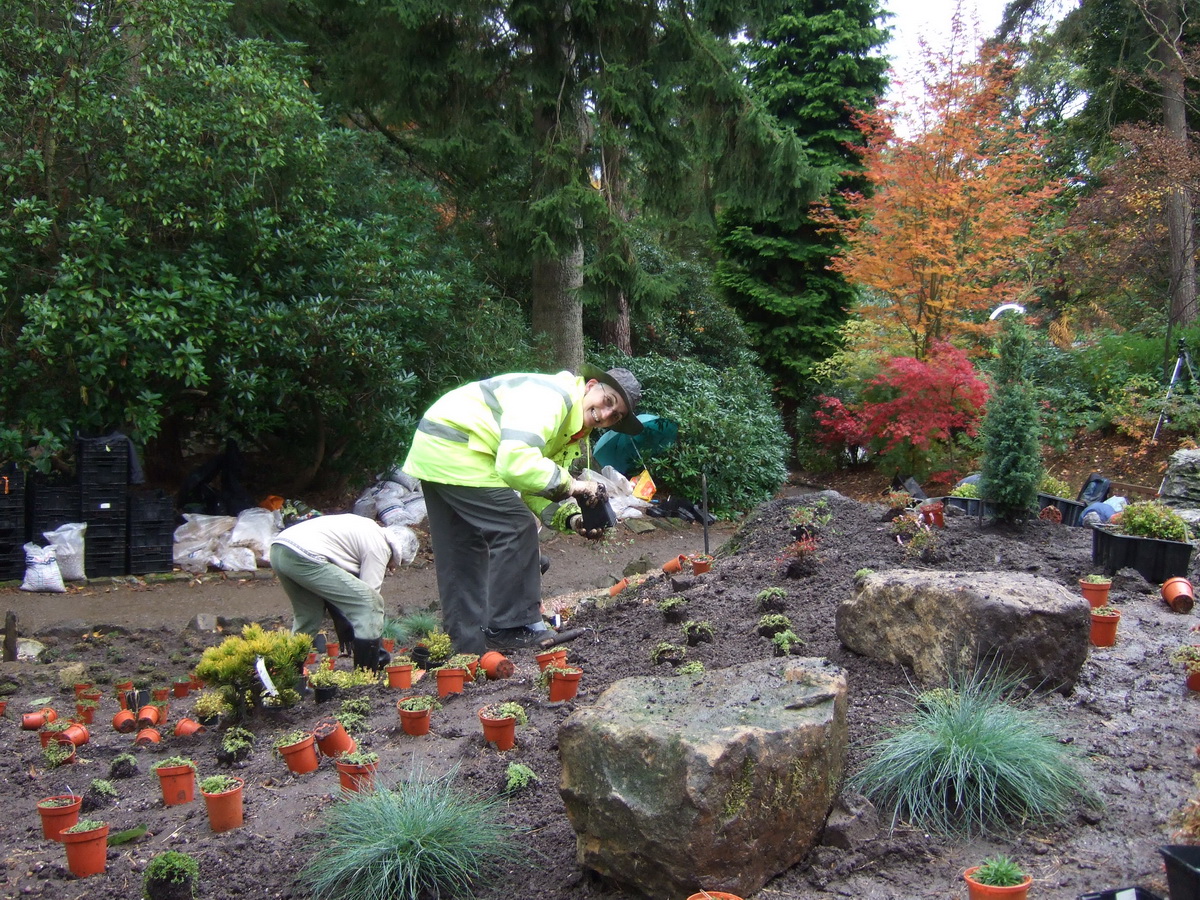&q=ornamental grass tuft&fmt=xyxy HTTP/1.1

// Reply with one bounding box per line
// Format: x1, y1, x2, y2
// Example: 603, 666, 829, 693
300, 767, 516, 900
851, 667, 1099, 836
